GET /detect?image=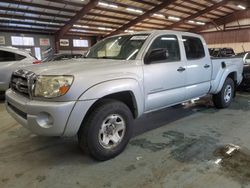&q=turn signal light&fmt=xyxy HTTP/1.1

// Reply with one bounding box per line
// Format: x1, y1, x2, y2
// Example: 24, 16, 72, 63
59, 85, 70, 95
